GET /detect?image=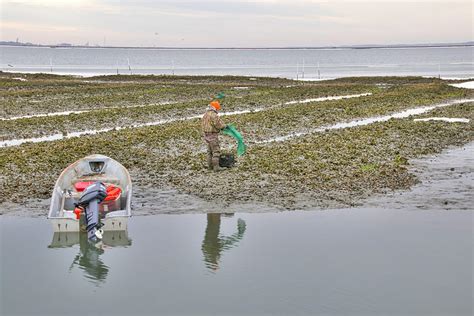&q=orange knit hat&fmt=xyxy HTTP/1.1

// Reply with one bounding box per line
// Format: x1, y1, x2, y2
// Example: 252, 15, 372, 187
210, 100, 221, 111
